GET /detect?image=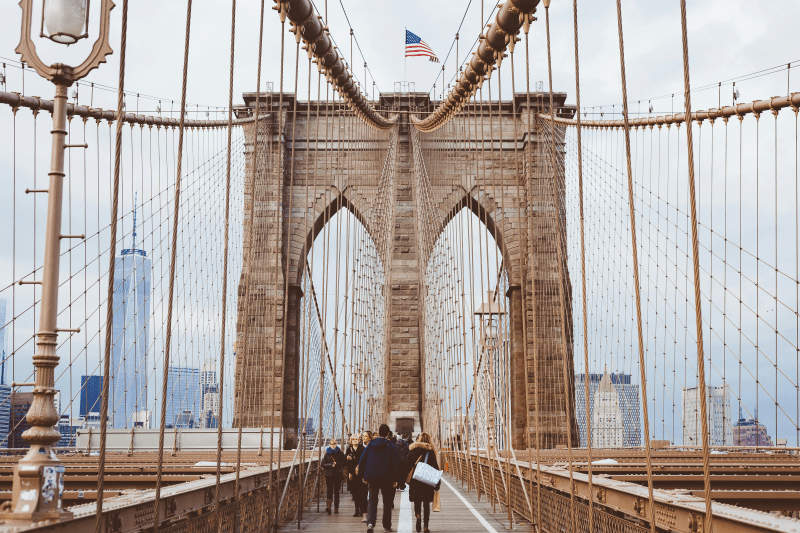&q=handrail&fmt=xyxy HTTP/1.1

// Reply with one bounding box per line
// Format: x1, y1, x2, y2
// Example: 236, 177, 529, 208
449, 451, 800, 533
0, 90, 257, 129
540, 92, 800, 128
